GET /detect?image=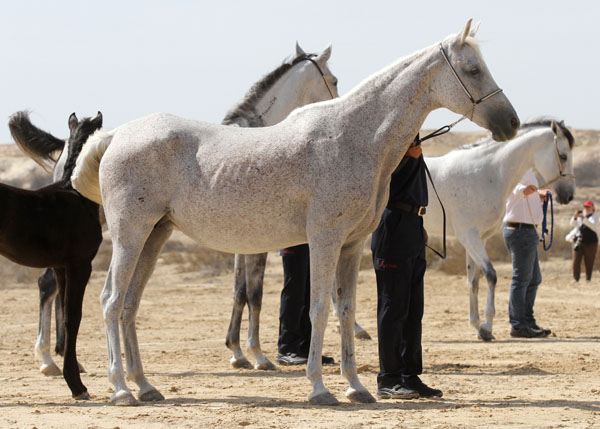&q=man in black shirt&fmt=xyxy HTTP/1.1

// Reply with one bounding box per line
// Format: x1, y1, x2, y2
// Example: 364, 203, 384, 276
372, 135, 442, 399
